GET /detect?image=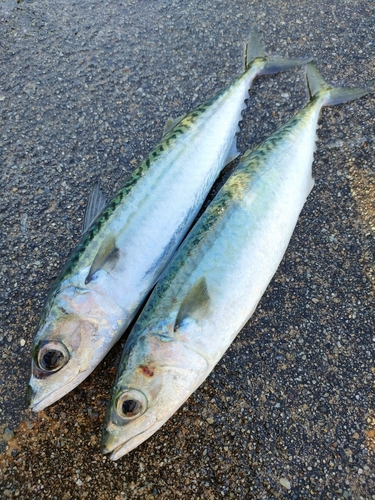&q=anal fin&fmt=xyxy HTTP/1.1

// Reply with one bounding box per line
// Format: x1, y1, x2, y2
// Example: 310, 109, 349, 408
225, 137, 240, 165
307, 177, 315, 197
